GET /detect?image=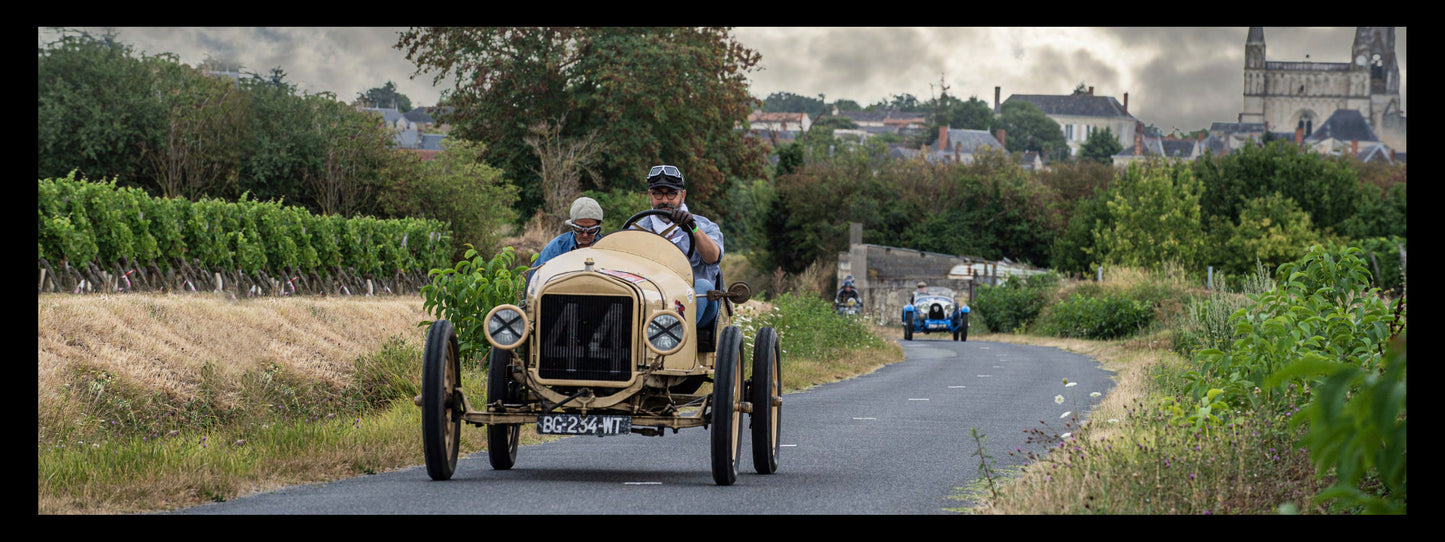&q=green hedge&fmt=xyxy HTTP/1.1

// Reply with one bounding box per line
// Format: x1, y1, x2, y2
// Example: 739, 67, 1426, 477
38, 171, 453, 278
